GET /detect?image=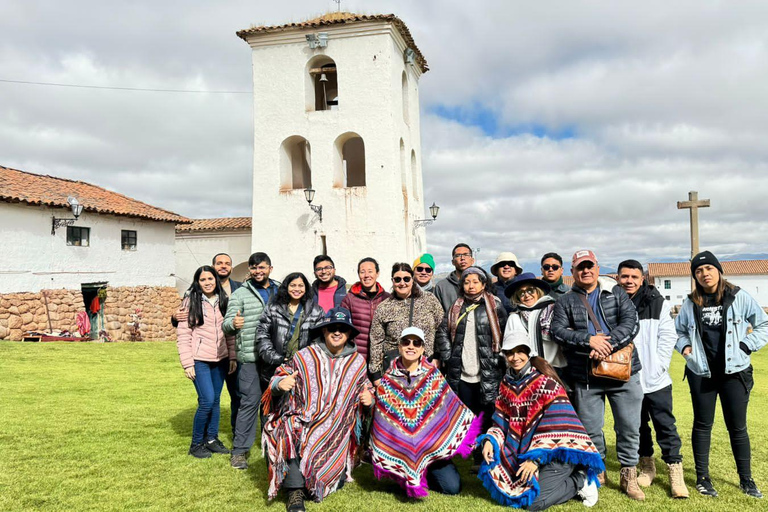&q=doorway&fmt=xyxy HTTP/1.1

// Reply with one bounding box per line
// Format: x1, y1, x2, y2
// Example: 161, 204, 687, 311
81, 282, 107, 340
